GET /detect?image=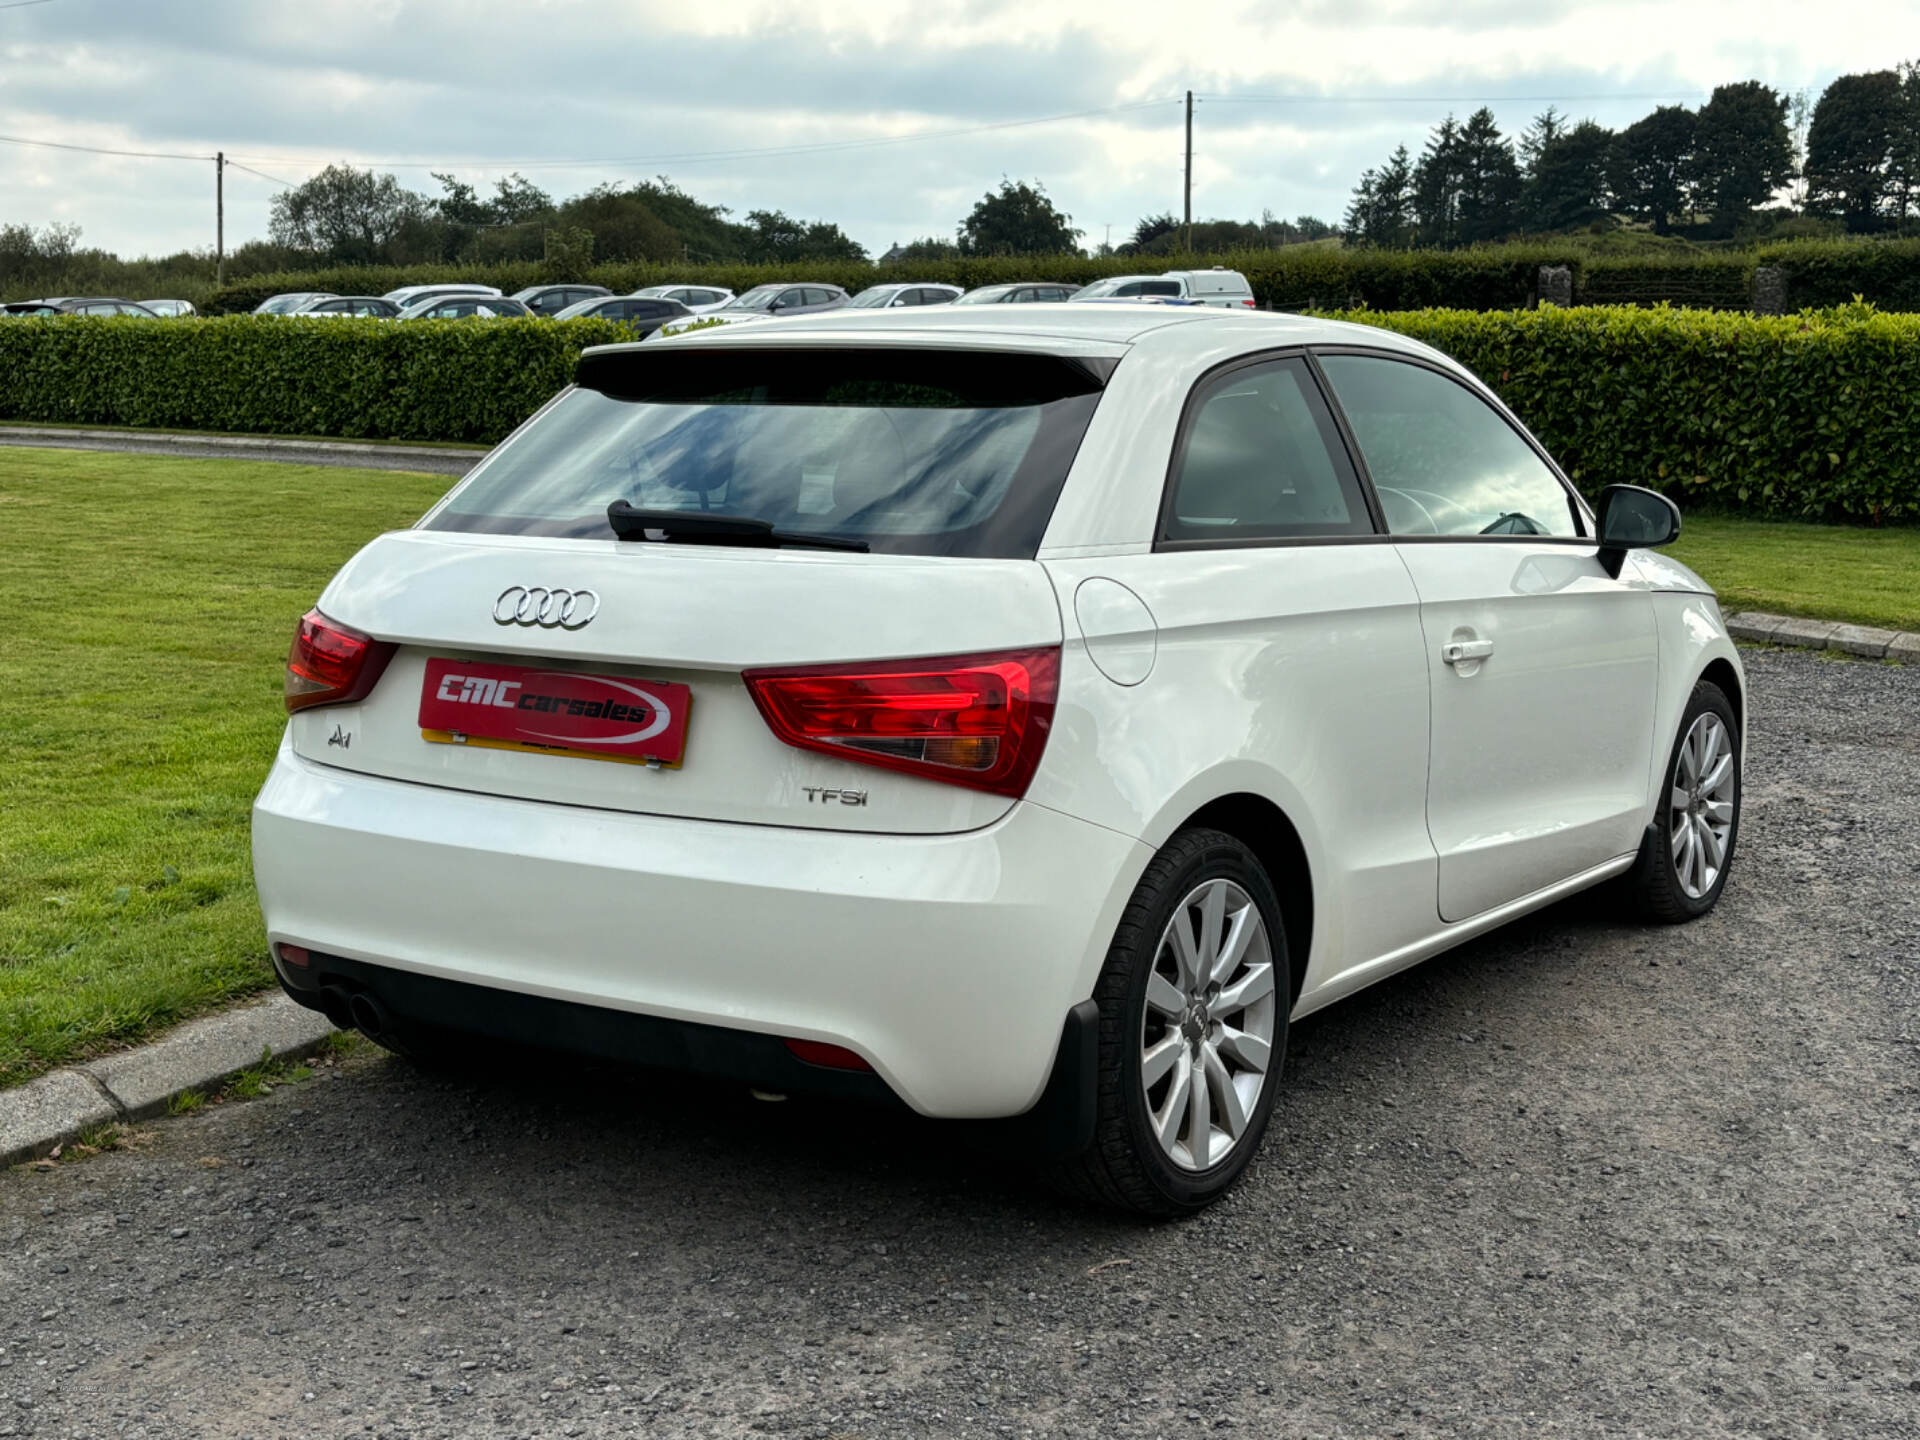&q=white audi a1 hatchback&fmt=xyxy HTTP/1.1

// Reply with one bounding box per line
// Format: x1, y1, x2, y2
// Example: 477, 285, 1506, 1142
253, 305, 1745, 1215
